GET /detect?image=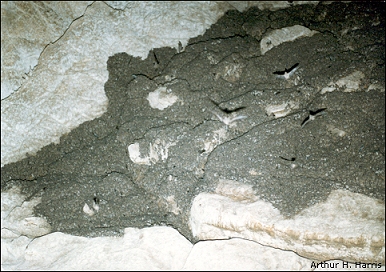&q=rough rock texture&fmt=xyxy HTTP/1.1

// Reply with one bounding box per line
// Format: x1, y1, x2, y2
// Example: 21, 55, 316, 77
182, 238, 312, 270
1, 1, 231, 167
2, 185, 383, 270
260, 25, 319, 55
190, 180, 385, 264
1, 1, 385, 271
20, 227, 192, 270
1, 1, 93, 100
